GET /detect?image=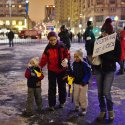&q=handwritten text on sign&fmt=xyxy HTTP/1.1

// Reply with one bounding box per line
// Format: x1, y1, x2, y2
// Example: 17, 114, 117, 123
92, 33, 117, 57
